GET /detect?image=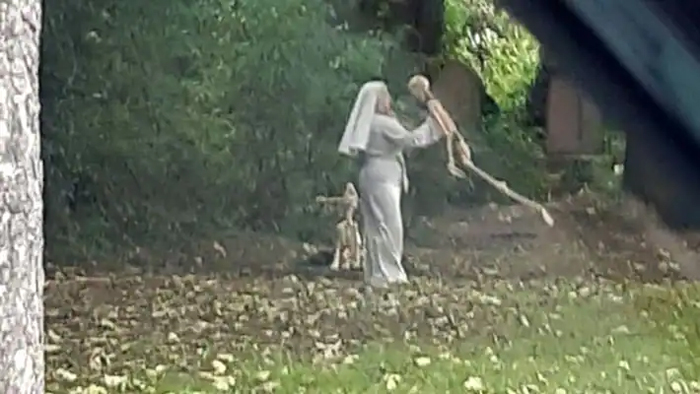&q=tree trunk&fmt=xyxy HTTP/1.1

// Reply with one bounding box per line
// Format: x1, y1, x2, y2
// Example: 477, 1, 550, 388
0, 0, 45, 392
